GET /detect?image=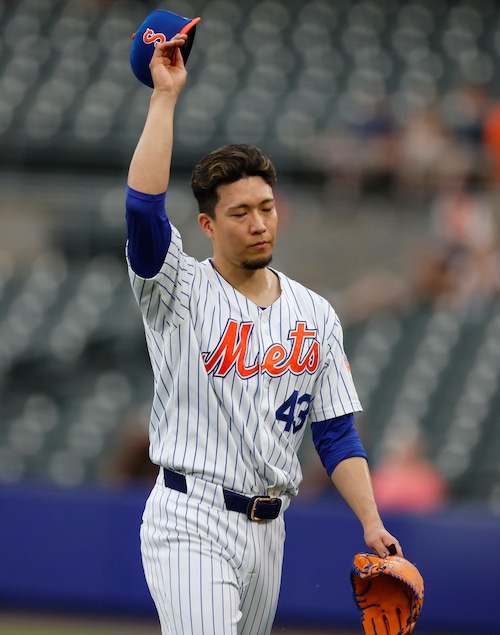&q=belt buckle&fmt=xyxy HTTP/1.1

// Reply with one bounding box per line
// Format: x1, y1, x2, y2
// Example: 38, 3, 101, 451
247, 496, 279, 521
